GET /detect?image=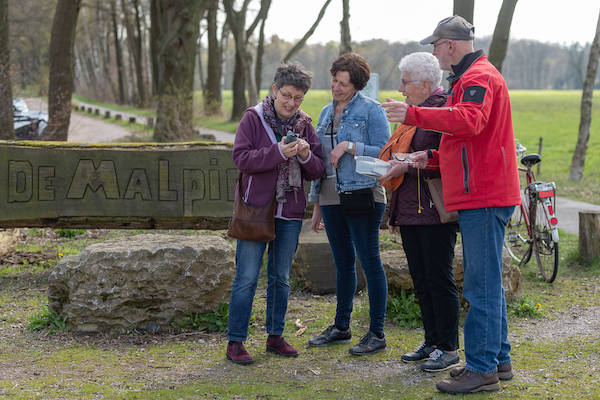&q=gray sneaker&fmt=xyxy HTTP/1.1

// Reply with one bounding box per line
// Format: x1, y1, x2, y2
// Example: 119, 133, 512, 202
348, 331, 386, 356
401, 341, 435, 363
308, 325, 351, 347
420, 349, 460, 372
